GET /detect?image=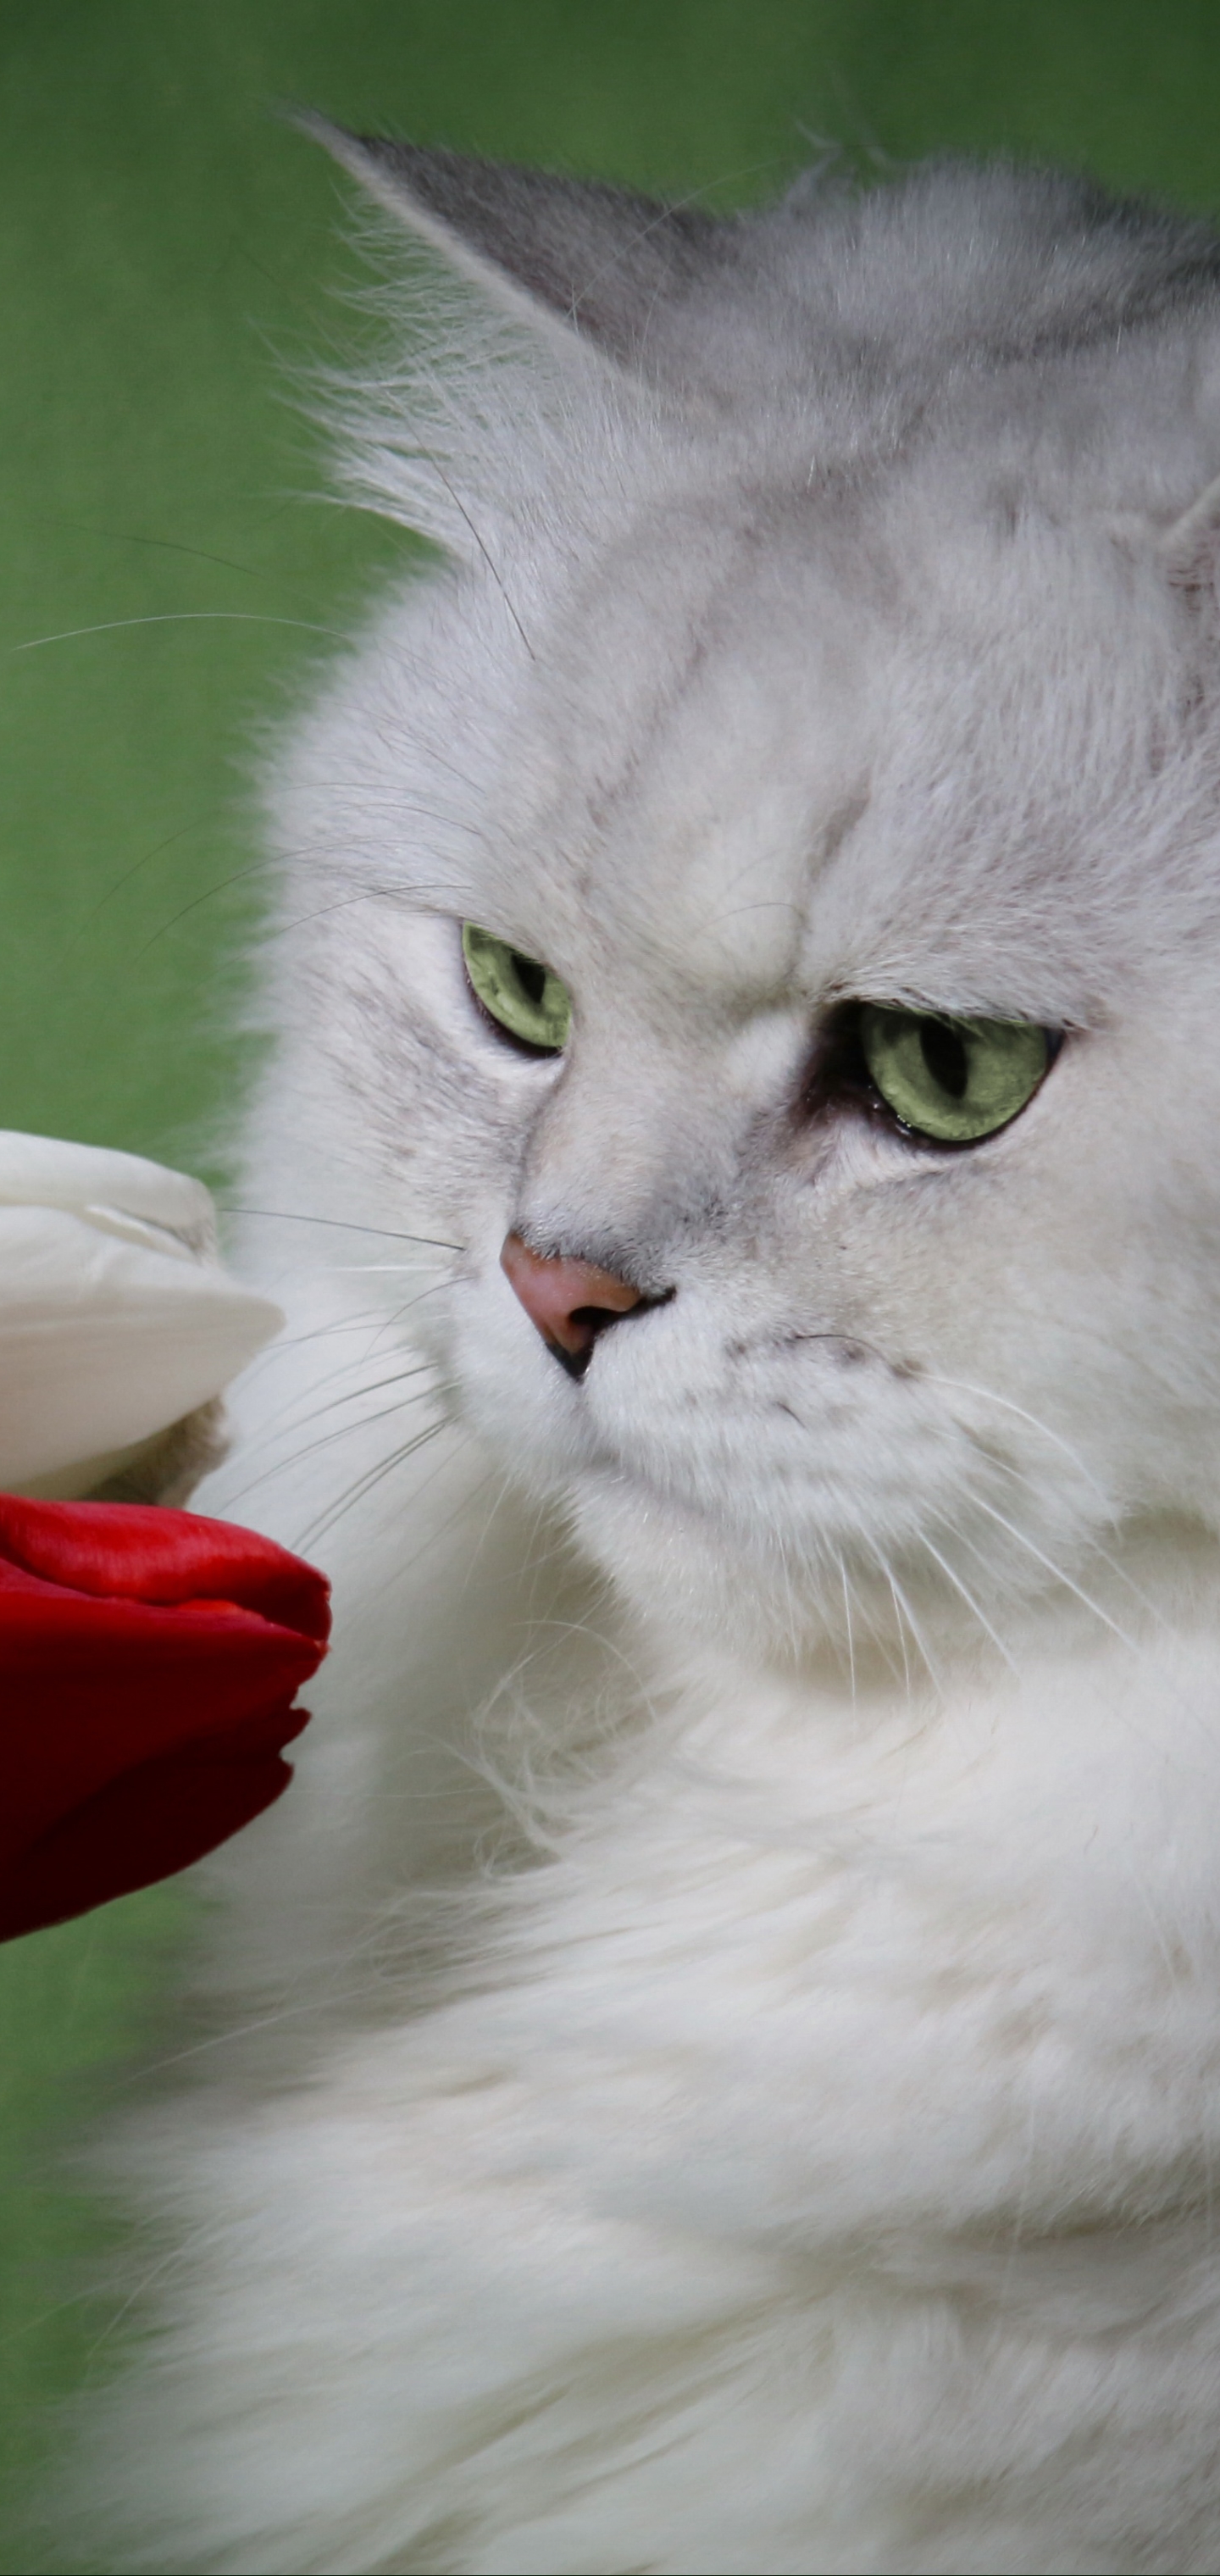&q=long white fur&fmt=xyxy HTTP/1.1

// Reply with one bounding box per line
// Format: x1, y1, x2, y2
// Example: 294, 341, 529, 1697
77, 157, 1220, 2570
